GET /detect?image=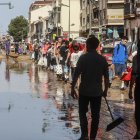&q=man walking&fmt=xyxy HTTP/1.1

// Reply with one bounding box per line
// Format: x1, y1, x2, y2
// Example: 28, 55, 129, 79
5, 40, 10, 57
71, 36, 109, 140
112, 36, 128, 89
